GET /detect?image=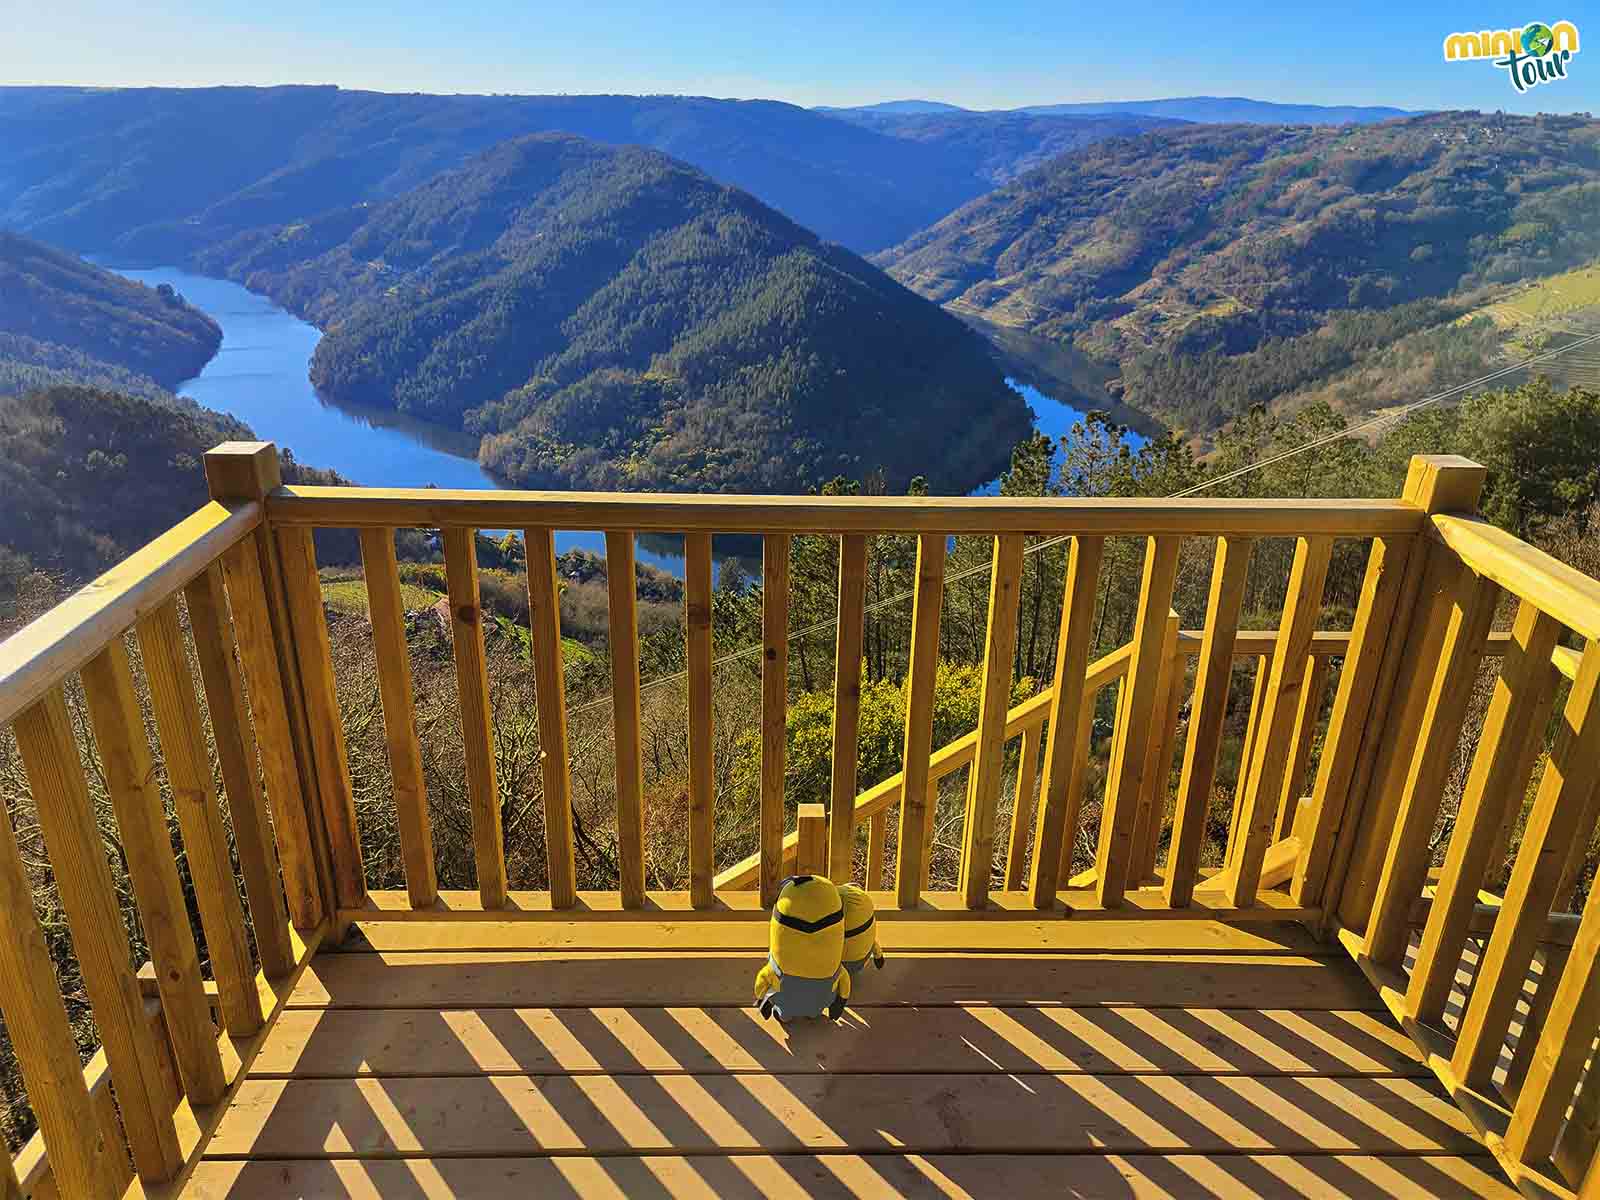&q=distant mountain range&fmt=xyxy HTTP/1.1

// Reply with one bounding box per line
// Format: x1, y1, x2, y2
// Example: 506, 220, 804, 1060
199, 133, 1030, 495
820, 96, 1418, 124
